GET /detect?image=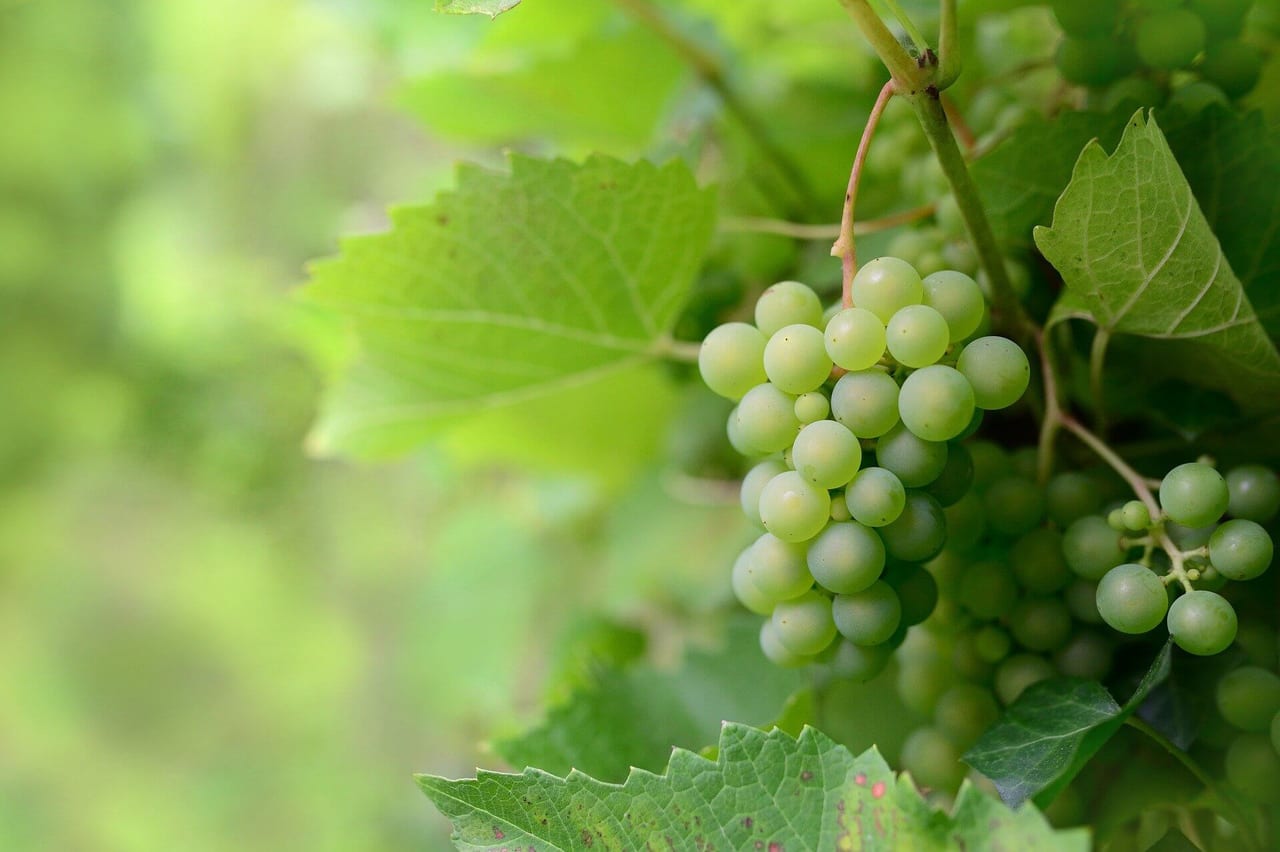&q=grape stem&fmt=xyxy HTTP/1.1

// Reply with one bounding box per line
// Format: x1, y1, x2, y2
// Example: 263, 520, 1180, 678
1035, 328, 1062, 485
1089, 328, 1111, 436
655, 337, 702, 363
833, 79, 897, 308
879, 0, 930, 56
836, 0, 927, 91
722, 204, 935, 240
937, 0, 960, 90
941, 96, 976, 153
